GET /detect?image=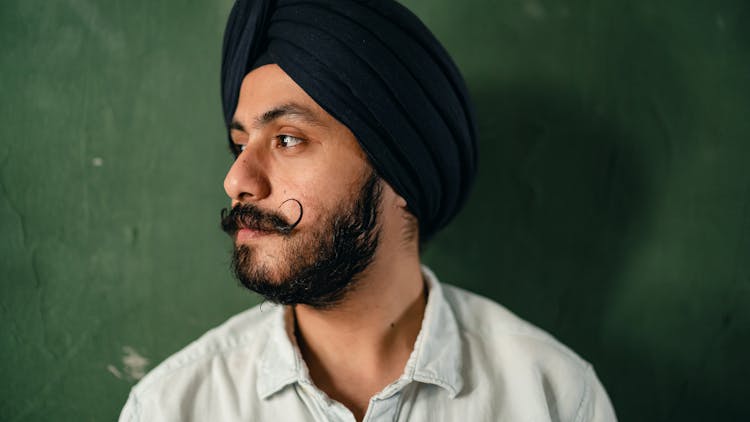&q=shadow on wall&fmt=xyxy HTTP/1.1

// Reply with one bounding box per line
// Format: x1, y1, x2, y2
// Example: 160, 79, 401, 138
467, 83, 650, 414
424, 2, 750, 419
427, 82, 745, 420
